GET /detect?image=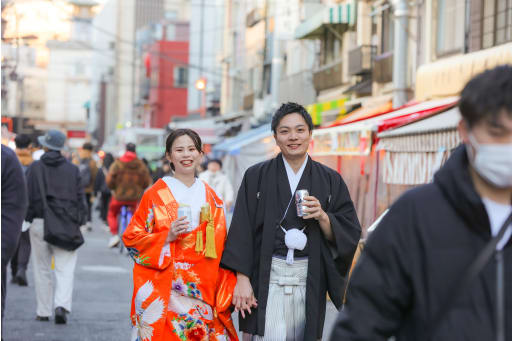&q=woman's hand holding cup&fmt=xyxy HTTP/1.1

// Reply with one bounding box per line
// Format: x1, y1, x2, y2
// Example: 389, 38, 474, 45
166, 216, 190, 243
